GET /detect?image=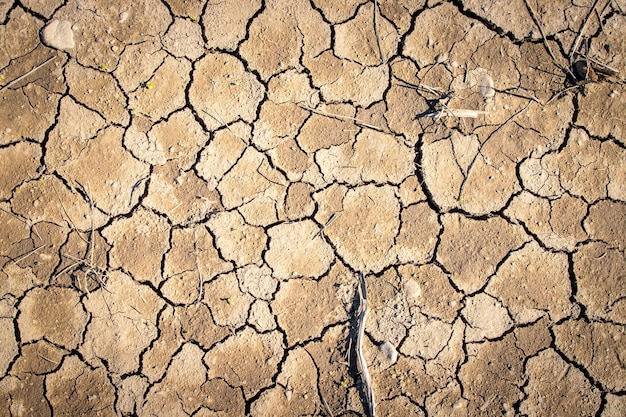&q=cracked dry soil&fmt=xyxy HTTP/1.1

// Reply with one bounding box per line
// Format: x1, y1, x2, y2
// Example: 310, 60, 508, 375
1, 0, 626, 416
